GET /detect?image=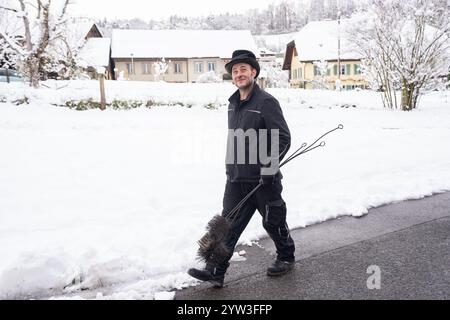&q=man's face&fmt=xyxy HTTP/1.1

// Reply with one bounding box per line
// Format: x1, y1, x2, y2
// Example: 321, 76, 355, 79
232, 63, 256, 90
